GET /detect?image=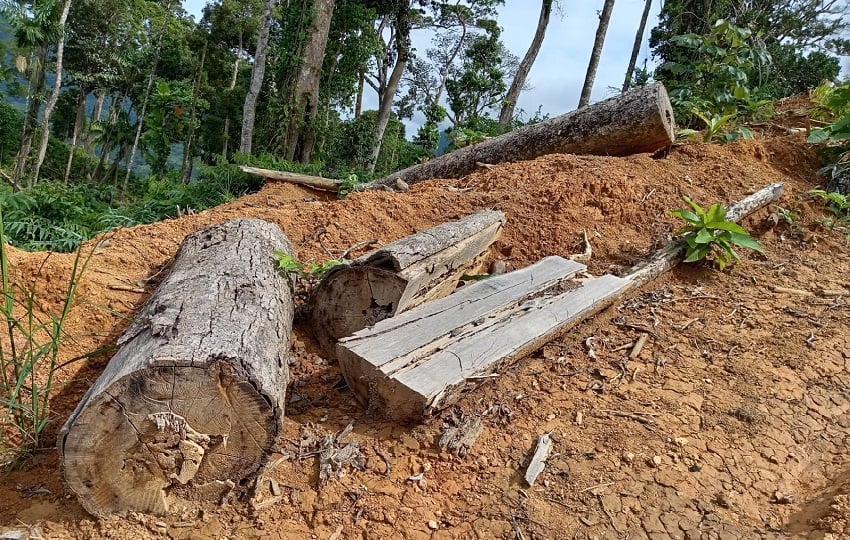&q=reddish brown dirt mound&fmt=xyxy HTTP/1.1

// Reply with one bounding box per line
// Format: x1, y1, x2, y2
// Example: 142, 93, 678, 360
1, 135, 849, 539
